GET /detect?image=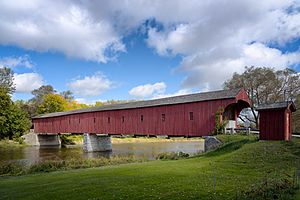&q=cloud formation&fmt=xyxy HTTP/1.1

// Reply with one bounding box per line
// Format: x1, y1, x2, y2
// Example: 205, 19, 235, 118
14, 73, 43, 93
68, 72, 113, 97
0, 55, 34, 68
129, 82, 166, 99
1, 0, 299, 91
